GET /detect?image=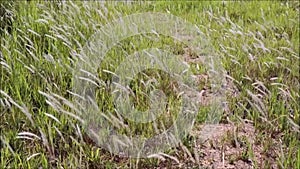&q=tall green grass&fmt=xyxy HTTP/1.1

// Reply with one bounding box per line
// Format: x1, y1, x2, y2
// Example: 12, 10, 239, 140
0, 1, 299, 168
